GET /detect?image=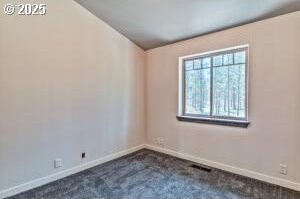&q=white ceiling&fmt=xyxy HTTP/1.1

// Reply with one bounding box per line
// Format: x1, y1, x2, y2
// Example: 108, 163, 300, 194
75, 0, 300, 50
